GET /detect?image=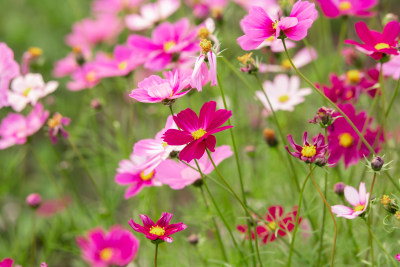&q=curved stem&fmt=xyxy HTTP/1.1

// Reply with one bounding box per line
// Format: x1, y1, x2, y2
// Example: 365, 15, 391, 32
310, 166, 337, 267
282, 39, 375, 155
385, 77, 400, 118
